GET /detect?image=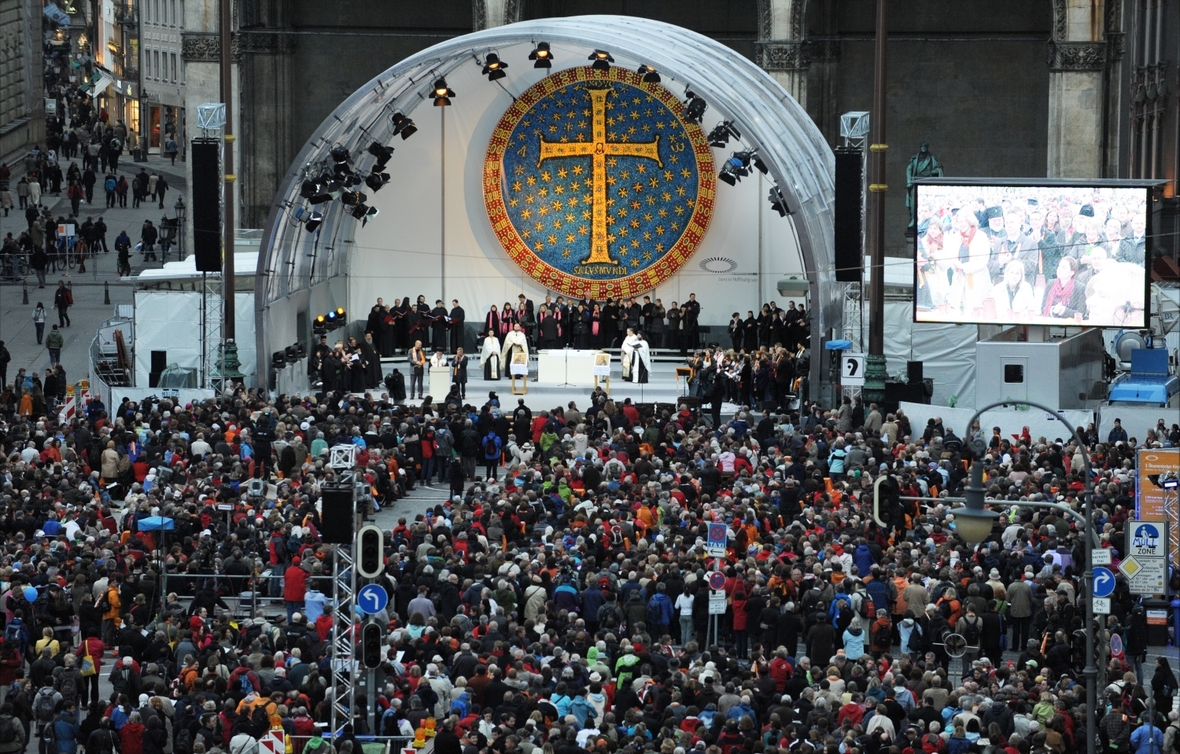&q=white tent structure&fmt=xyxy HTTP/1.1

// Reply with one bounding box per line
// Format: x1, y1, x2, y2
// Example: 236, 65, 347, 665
254, 16, 839, 395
